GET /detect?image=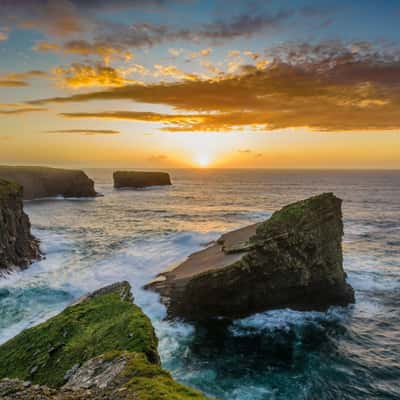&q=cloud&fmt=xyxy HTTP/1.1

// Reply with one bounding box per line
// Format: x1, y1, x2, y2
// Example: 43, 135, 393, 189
33, 41, 61, 52
76, 11, 292, 53
0, 70, 47, 87
197, 10, 292, 41
168, 48, 184, 57
28, 9, 295, 61
153, 64, 199, 81
53, 63, 136, 88
188, 48, 212, 59
4, 0, 172, 38
34, 40, 133, 65
11, 0, 90, 37
0, 106, 46, 115
45, 129, 120, 135
30, 42, 400, 132
228, 50, 241, 58
59, 110, 204, 126
0, 80, 28, 87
